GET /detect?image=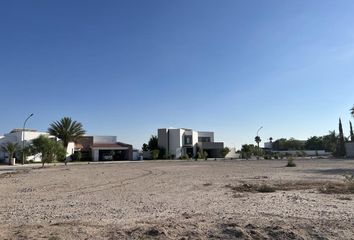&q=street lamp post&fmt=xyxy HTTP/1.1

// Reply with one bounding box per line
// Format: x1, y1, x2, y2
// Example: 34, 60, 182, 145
255, 126, 263, 160
22, 113, 34, 165
255, 126, 263, 148
256, 126, 263, 139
